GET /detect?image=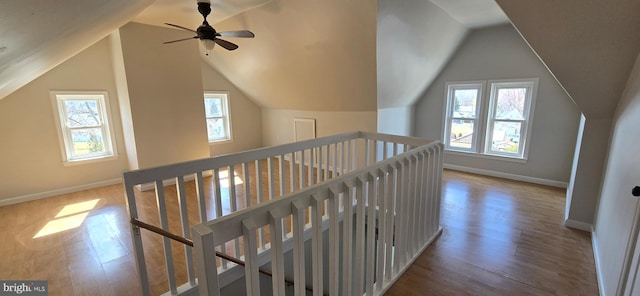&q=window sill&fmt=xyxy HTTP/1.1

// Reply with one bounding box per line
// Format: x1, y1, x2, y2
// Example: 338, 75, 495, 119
63, 155, 119, 167
208, 139, 233, 145
444, 149, 528, 163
